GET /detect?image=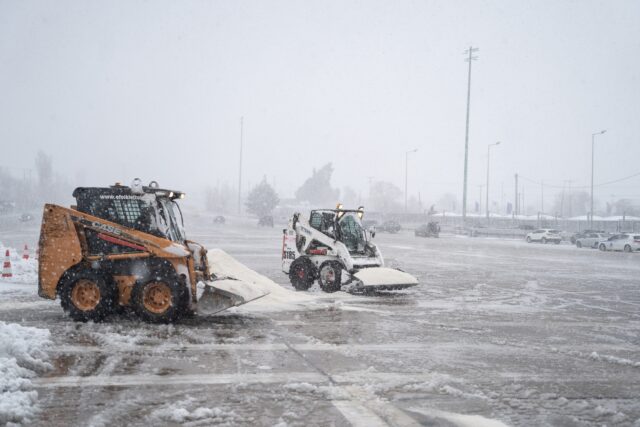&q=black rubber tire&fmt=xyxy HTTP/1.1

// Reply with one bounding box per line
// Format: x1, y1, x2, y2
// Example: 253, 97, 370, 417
624, 245, 632, 253
526, 237, 531, 243
599, 243, 607, 252
59, 269, 117, 322
318, 262, 342, 293
542, 237, 547, 244
289, 257, 316, 291
131, 277, 185, 323
576, 241, 582, 248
